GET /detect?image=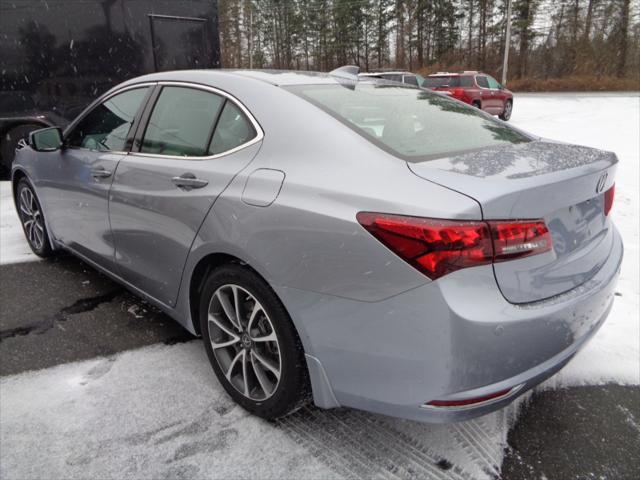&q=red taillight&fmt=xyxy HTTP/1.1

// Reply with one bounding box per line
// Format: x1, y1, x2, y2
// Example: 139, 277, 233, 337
489, 220, 552, 262
357, 213, 493, 279
451, 88, 465, 99
357, 213, 553, 280
604, 184, 615, 216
